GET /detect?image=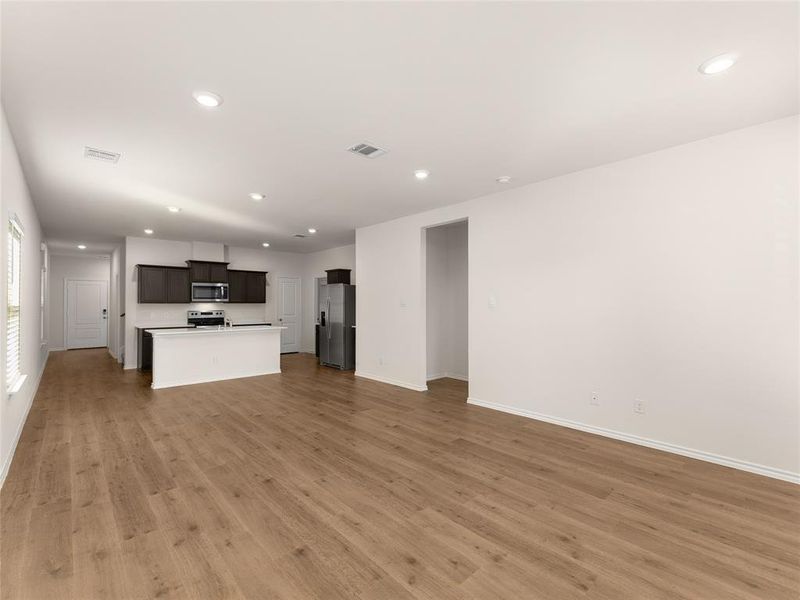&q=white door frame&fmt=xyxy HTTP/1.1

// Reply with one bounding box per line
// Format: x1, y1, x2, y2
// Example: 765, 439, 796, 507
277, 275, 301, 354
64, 278, 109, 350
